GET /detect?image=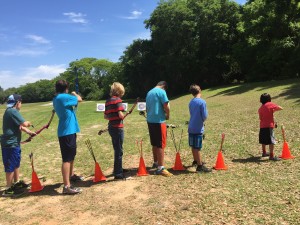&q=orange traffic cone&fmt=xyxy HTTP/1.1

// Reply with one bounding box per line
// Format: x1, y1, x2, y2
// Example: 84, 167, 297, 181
93, 162, 107, 182
280, 141, 295, 160
29, 171, 44, 192
137, 156, 149, 176
172, 152, 185, 171
213, 151, 227, 170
